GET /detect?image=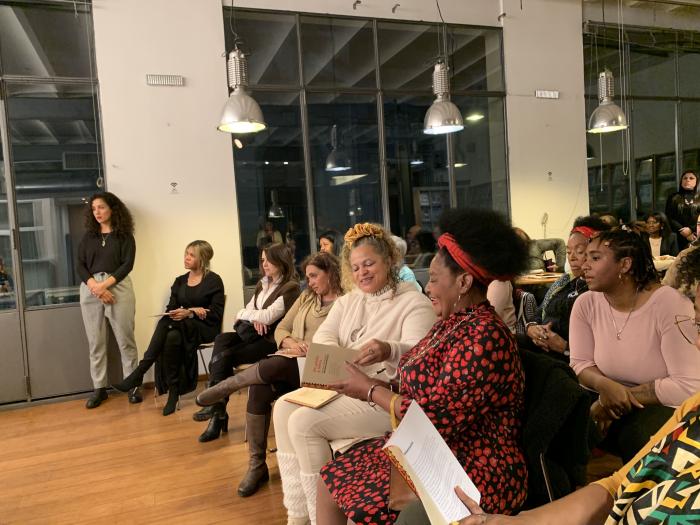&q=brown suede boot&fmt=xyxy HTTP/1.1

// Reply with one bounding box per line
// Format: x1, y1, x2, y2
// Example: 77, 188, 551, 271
196, 364, 263, 406
237, 412, 270, 497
